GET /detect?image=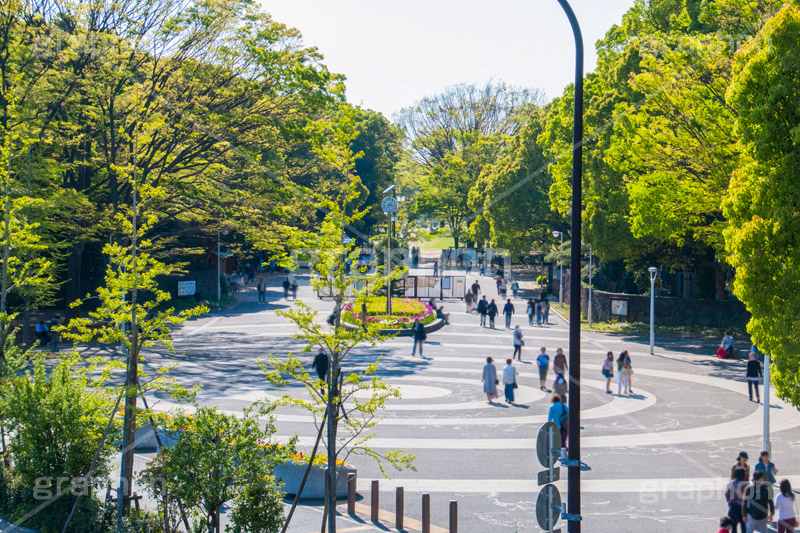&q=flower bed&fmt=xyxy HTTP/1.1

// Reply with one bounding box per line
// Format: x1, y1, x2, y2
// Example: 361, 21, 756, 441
342, 297, 435, 330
